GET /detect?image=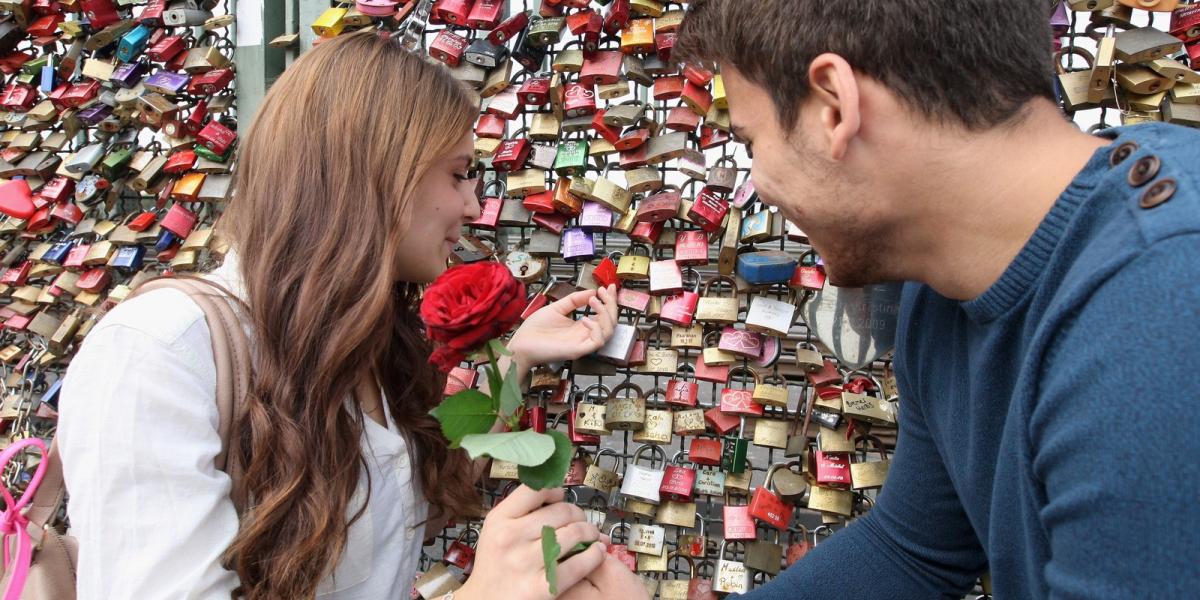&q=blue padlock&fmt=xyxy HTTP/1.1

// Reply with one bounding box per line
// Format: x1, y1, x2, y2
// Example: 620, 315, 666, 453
155, 229, 177, 253
44, 240, 75, 265
40, 63, 56, 93
736, 250, 797, 285
116, 24, 153, 63
41, 379, 62, 410
111, 245, 145, 270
